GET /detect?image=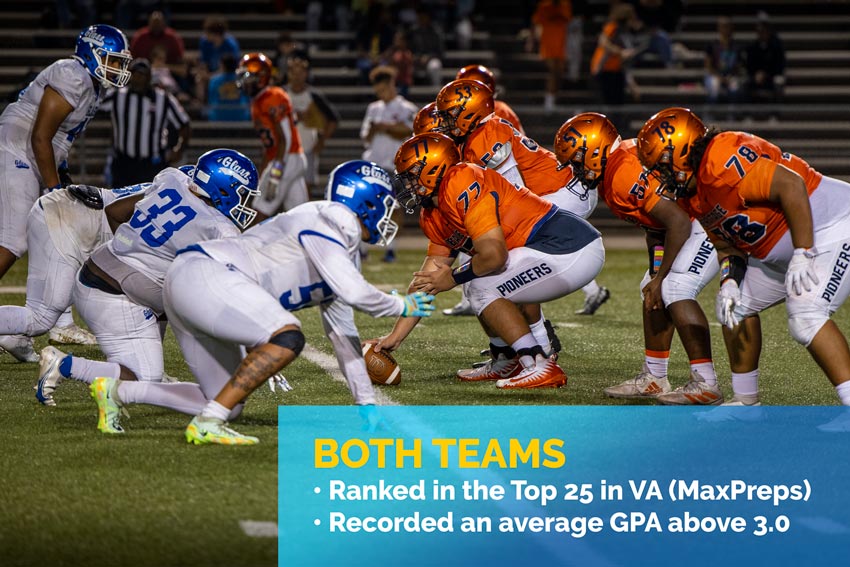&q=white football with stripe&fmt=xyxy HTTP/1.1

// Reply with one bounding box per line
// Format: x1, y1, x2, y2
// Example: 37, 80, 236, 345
362, 343, 401, 385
